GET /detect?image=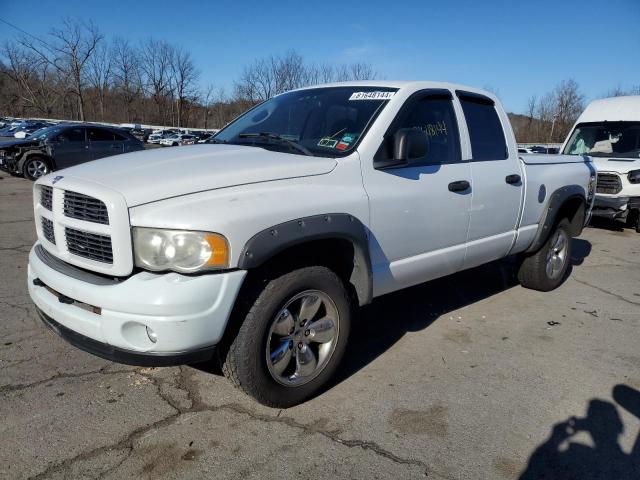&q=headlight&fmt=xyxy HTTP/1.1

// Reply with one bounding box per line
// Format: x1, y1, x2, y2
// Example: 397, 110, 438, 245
133, 228, 229, 273
628, 169, 640, 184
